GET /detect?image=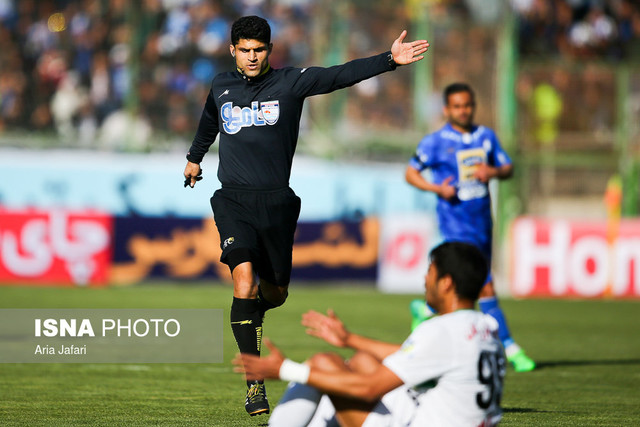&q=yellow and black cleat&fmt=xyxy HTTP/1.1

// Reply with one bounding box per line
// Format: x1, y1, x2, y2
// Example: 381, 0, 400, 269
245, 381, 270, 416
